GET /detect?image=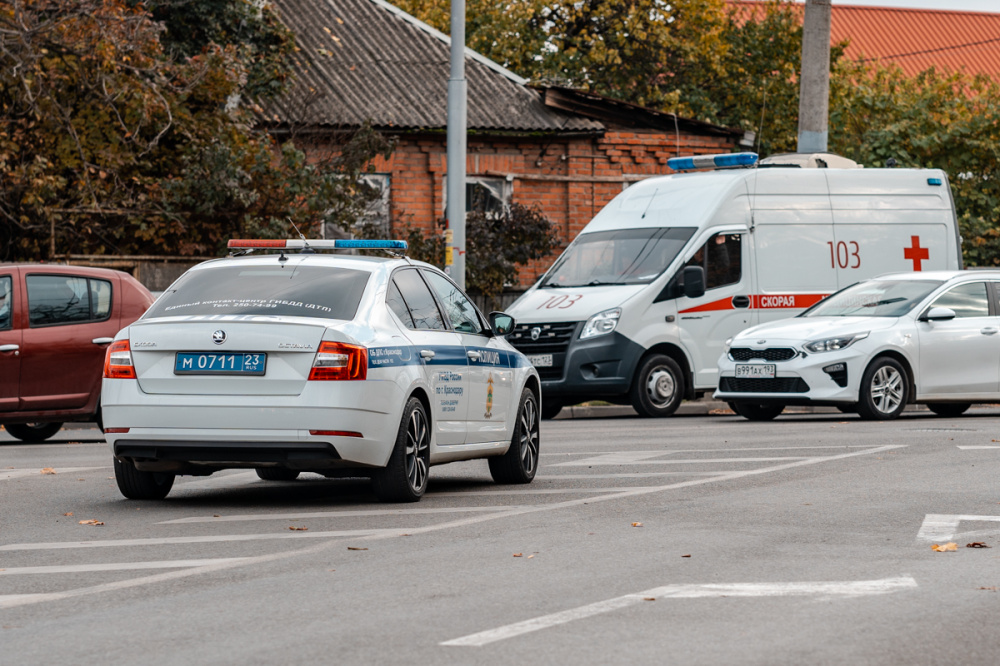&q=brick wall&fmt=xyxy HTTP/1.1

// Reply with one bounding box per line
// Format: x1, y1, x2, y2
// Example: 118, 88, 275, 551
308, 128, 737, 289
